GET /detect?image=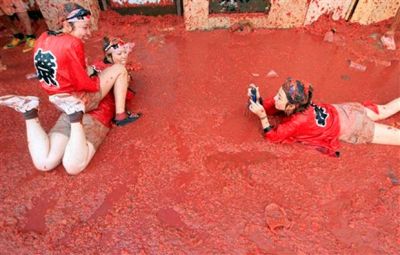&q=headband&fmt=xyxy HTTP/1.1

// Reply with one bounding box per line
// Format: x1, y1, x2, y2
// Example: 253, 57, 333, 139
66, 8, 91, 23
104, 38, 134, 54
